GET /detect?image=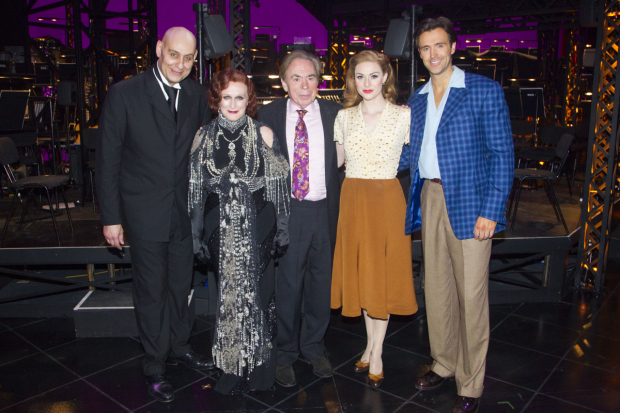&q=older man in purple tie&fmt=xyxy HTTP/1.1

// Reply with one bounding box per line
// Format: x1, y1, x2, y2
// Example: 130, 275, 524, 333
258, 50, 344, 387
